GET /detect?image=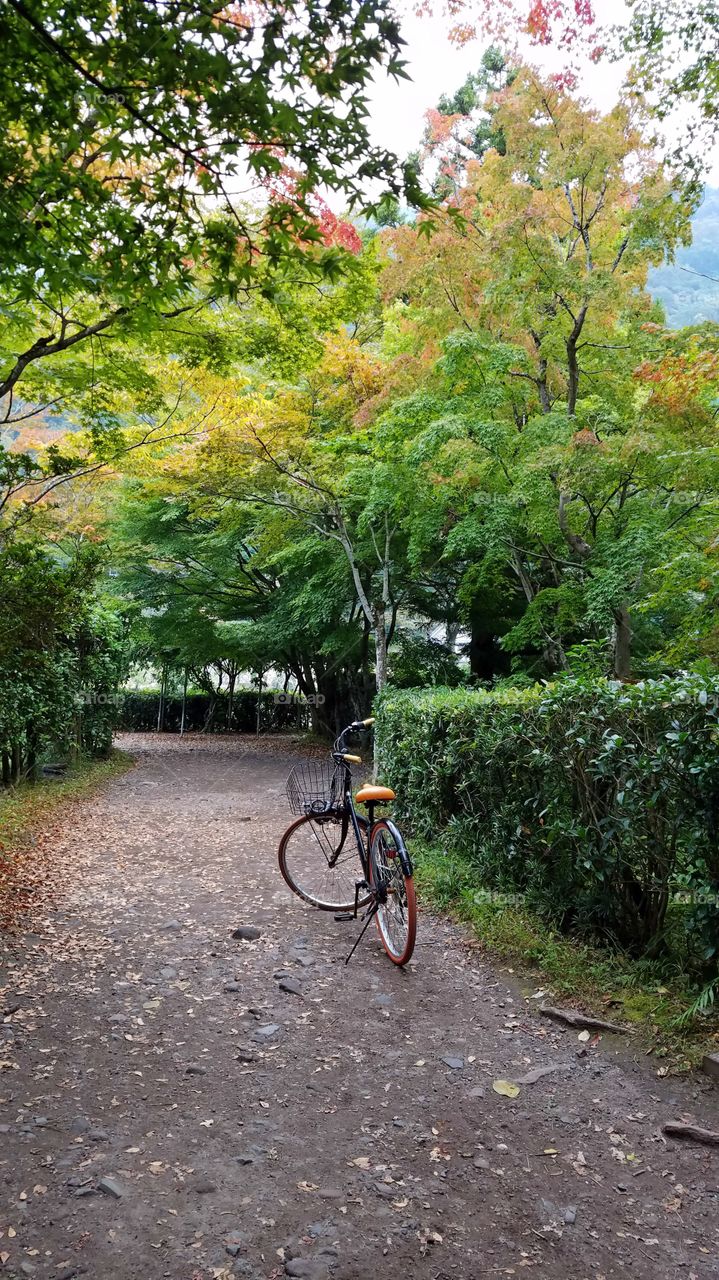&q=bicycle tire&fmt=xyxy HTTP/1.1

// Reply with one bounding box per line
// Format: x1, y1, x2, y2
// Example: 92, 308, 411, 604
278, 812, 370, 912
369, 819, 417, 965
